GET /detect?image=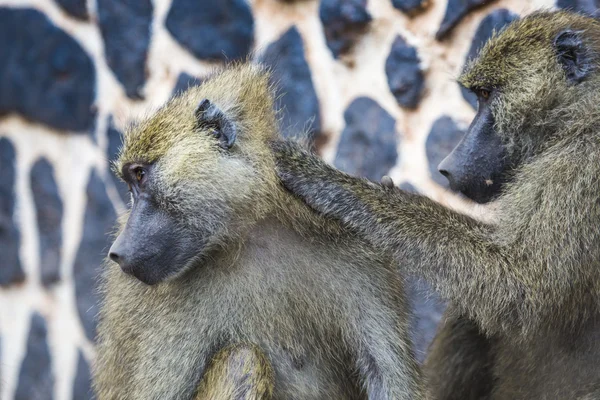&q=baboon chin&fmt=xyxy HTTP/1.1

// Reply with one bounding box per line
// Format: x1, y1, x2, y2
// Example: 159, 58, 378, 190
93, 64, 423, 400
